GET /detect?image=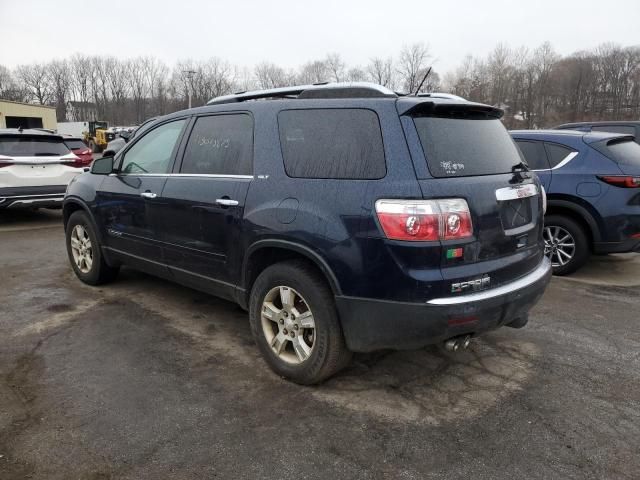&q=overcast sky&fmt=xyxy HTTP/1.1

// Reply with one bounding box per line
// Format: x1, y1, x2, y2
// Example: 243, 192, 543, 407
1, 0, 639, 73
